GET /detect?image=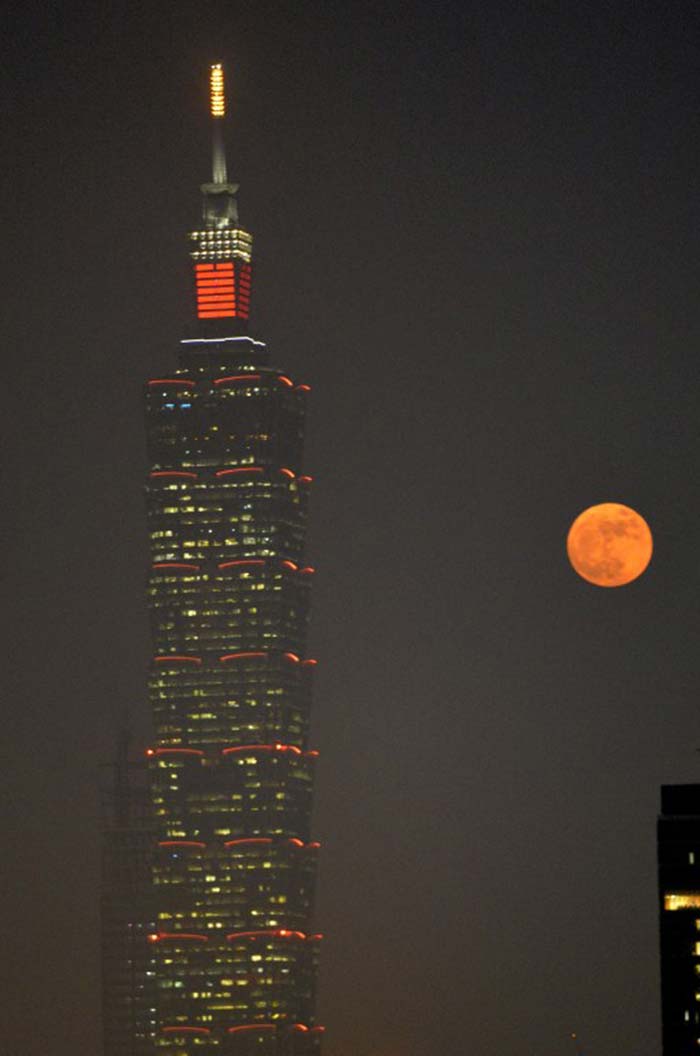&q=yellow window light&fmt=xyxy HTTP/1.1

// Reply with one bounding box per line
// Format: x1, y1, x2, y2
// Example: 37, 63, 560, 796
210, 64, 225, 117
666, 893, 700, 911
